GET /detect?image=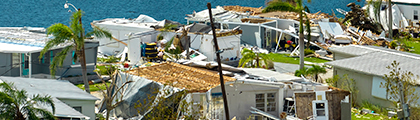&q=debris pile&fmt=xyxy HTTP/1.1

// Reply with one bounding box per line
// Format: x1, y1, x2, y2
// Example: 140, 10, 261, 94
343, 3, 382, 34
223, 5, 262, 15
257, 11, 332, 21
